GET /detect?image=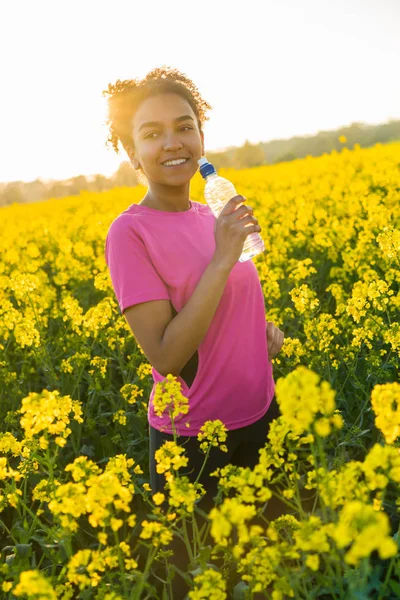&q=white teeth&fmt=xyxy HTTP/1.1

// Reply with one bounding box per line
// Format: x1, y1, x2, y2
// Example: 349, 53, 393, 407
163, 159, 188, 166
